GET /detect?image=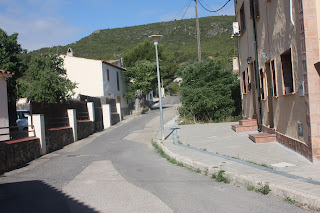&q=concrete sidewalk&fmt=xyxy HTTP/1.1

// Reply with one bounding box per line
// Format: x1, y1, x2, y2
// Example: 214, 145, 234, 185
155, 116, 320, 210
